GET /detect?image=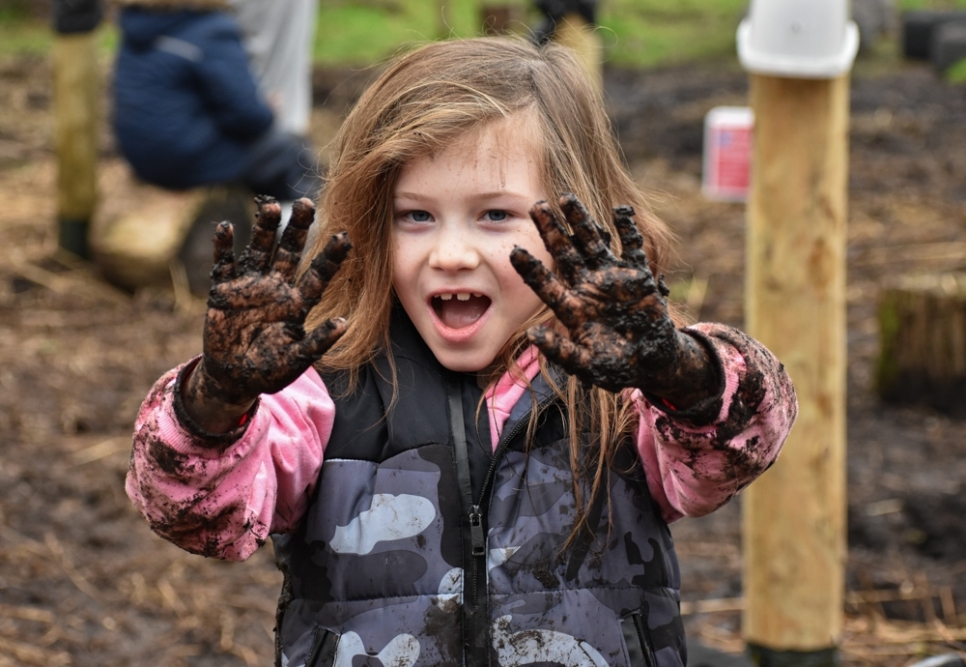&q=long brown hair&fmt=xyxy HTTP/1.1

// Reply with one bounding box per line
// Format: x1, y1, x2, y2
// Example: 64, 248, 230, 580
304, 36, 675, 548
